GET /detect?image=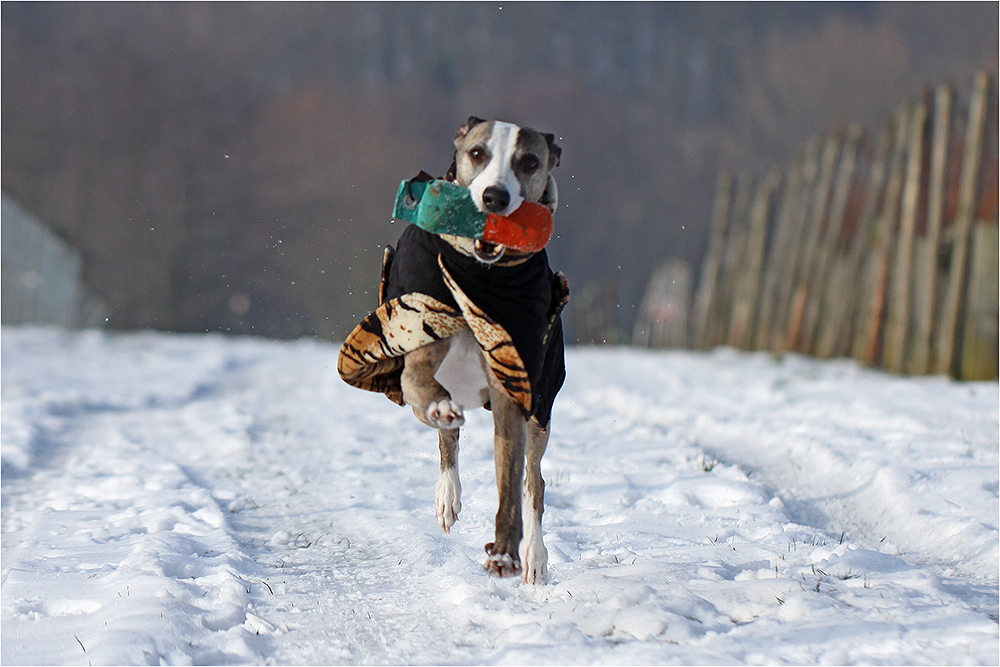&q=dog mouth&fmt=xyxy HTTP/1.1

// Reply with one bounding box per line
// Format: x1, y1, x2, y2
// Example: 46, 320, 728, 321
473, 240, 506, 264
